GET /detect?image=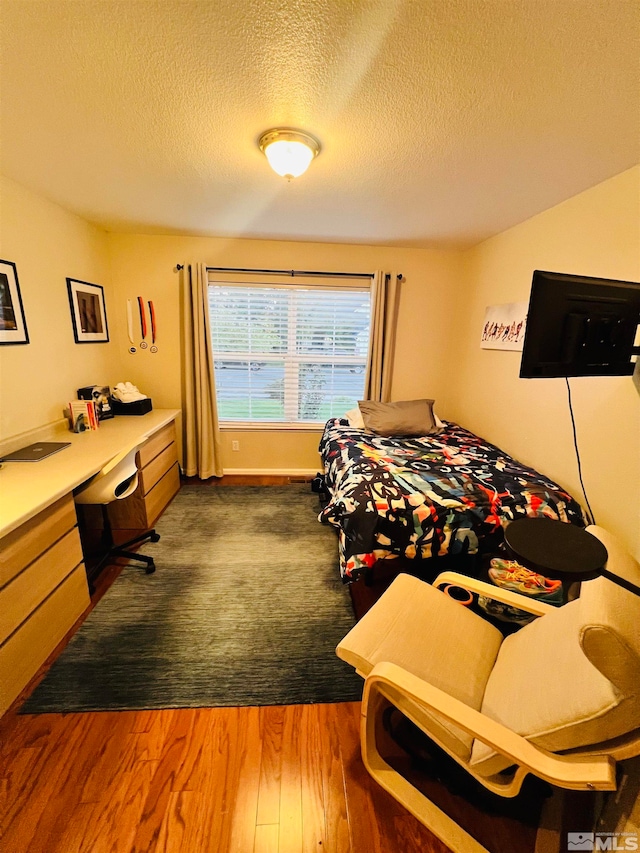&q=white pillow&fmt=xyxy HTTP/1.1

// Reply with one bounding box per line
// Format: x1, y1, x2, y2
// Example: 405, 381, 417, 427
345, 407, 365, 428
